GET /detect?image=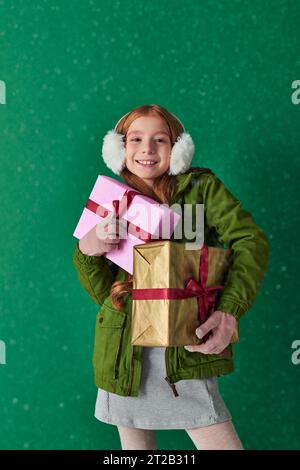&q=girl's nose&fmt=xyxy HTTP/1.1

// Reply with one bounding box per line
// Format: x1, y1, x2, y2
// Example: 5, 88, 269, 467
142, 139, 156, 154
142, 144, 155, 154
